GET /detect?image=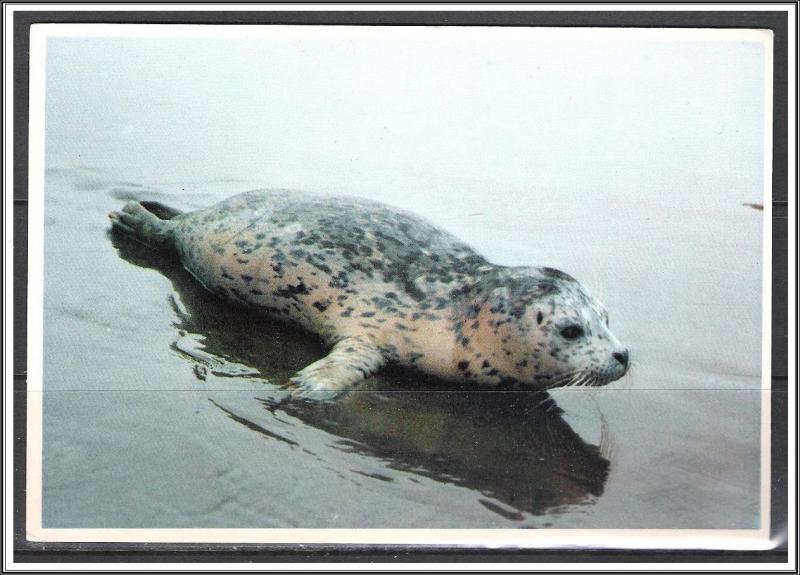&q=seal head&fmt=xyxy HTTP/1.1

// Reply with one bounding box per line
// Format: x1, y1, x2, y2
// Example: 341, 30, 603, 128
461, 266, 628, 389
